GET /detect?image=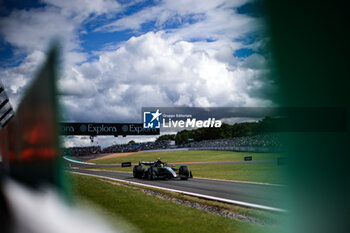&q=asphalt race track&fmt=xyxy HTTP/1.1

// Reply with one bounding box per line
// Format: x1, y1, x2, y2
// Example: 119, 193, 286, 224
70, 168, 287, 212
